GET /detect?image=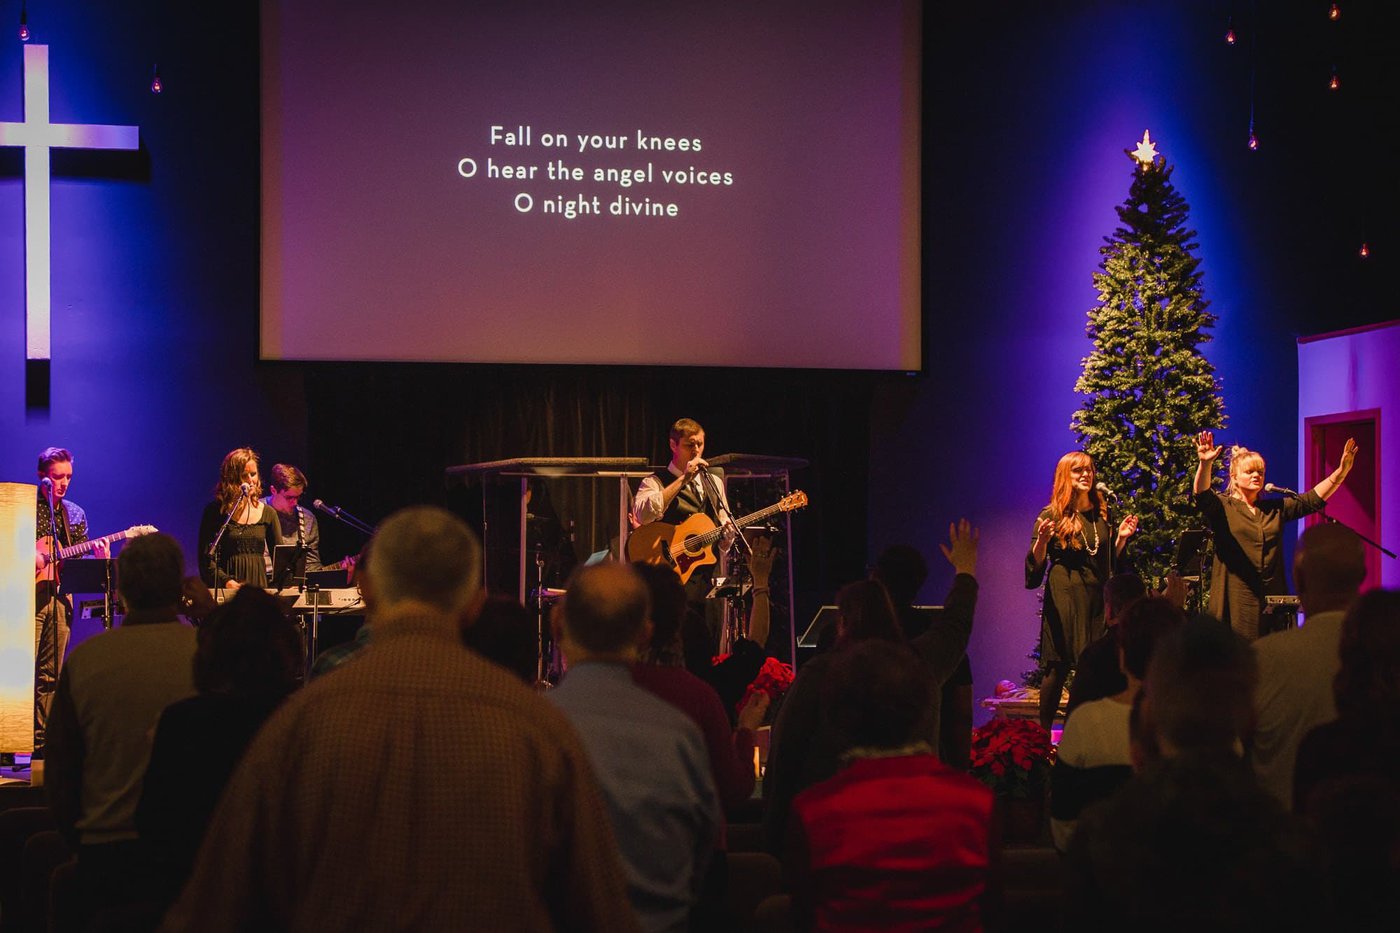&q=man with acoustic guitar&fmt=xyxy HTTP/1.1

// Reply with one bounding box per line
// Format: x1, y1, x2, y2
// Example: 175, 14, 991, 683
631, 419, 735, 637
34, 447, 109, 756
